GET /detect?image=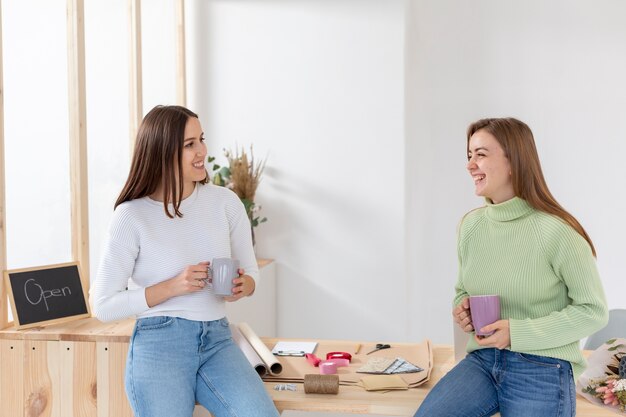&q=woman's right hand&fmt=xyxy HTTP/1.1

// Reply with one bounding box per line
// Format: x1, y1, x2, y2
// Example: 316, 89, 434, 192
146, 261, 210, 307
453, 297, 474, 333
167, 261, 211, 296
